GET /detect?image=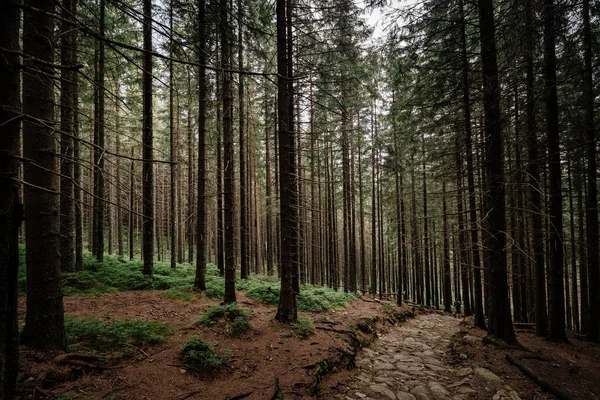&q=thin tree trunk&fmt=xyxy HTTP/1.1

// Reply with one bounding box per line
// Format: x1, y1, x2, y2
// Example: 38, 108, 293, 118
525, 0, 548, 337
169, 0, 177, 269
582, 0, 599, 343
60, 0, 76, 272
442, 182, 452, 312
142, 0, 154, 275
195, 0, 207, 290
543, 0, 566, 342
